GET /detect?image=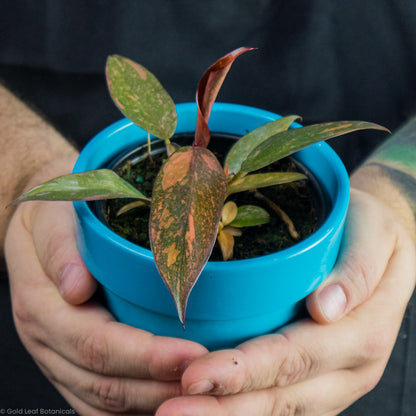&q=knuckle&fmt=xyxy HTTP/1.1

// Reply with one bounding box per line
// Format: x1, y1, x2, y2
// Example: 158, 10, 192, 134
246, 333, 318, 389
11, 296, 44, 351
340, 251, 374, 301
77, 330, 109, 374
12, 296, 34, 328
91, 377, 128, 411
271, 391, 306, 416
275, 346, 315, 387
44, 231, 71, 275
